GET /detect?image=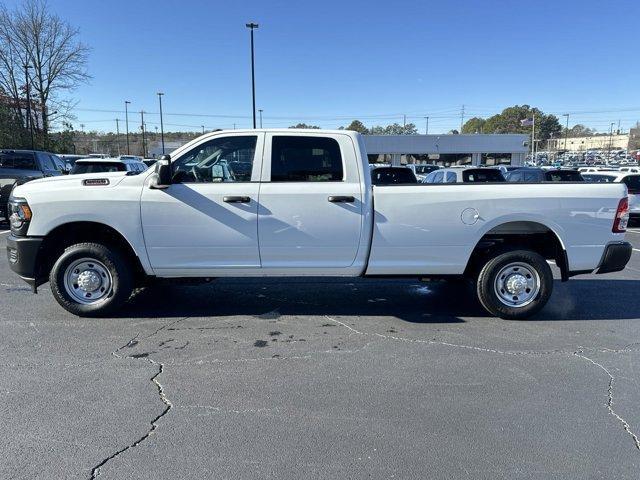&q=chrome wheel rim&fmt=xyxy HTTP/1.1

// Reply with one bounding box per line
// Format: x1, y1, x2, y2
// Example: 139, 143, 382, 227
493, 262, 540, 308
63, 258, 113, 305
